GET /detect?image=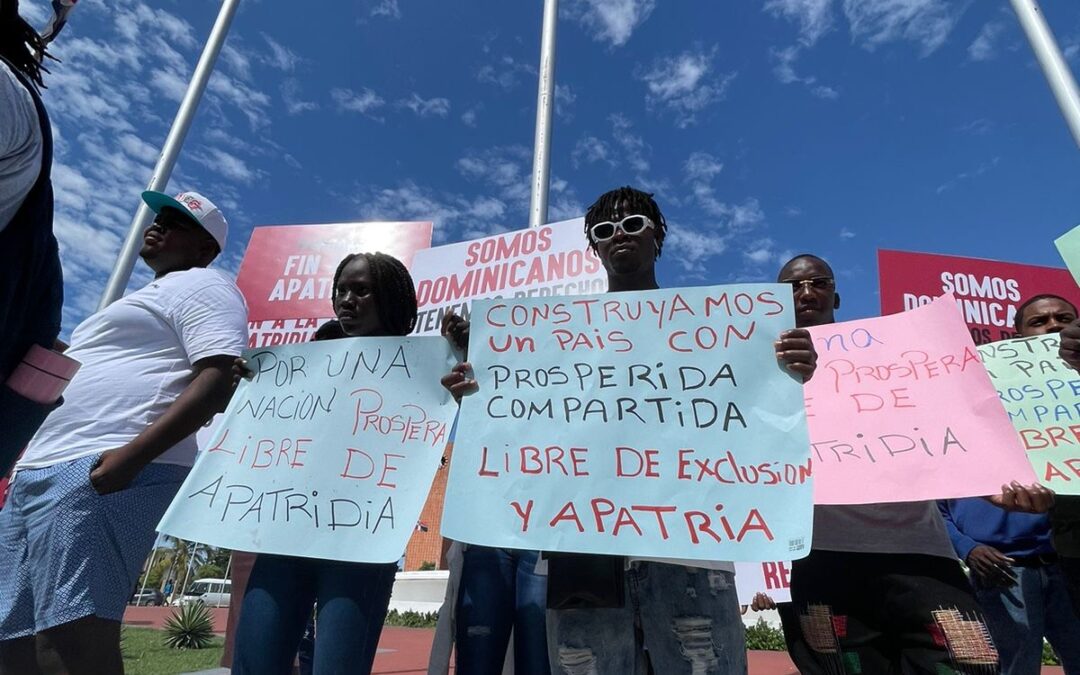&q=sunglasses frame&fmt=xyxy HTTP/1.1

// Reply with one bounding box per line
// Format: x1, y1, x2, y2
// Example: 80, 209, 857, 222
785, 277, 835, 292
588, 214, 656, 243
